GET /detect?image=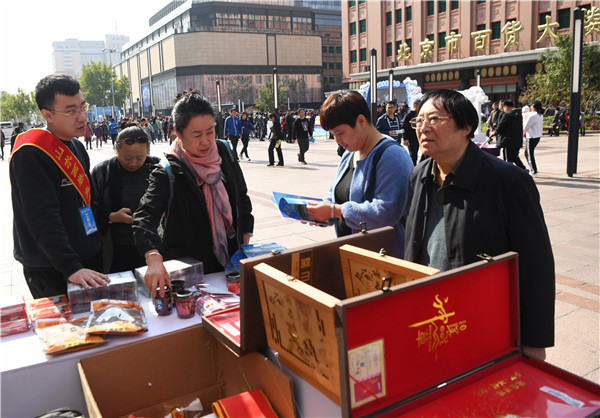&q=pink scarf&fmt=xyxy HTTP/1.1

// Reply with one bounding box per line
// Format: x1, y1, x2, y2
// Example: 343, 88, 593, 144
170, 139, 234, 267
